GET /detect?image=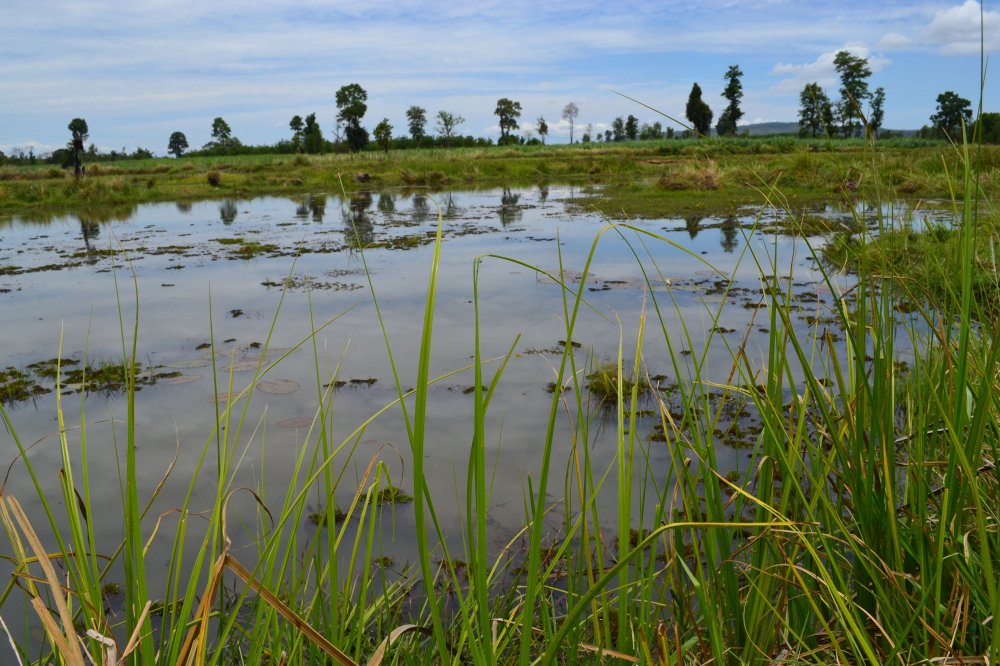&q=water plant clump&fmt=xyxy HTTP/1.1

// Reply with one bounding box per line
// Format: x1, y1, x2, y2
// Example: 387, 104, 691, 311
584, 359, 651, 405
